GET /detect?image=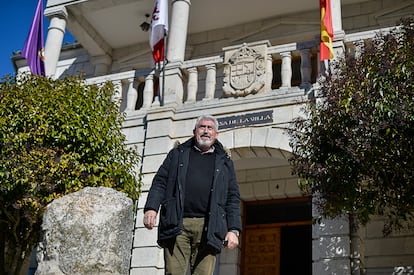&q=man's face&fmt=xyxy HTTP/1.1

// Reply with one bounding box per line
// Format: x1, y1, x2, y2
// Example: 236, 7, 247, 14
194, 119, 218, 150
